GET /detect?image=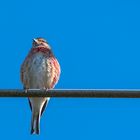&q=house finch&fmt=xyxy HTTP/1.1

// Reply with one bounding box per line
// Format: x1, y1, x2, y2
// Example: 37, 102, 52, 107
20, 38, 61, 134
